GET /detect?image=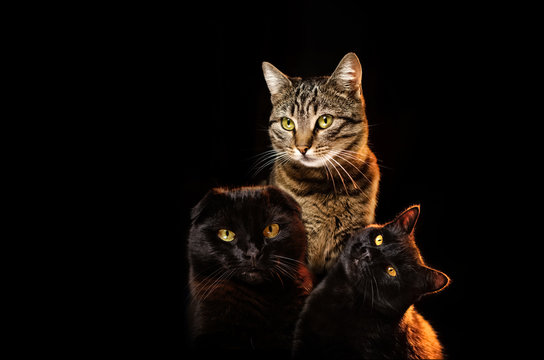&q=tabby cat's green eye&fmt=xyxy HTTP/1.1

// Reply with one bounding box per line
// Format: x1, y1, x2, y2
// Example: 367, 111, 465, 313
387, 266, 397, 277
375, 234, 383, 246
217, 229, 235, 242
263, 223, 280, 238
281, 117, 295, 131
317, 114, 334, 129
